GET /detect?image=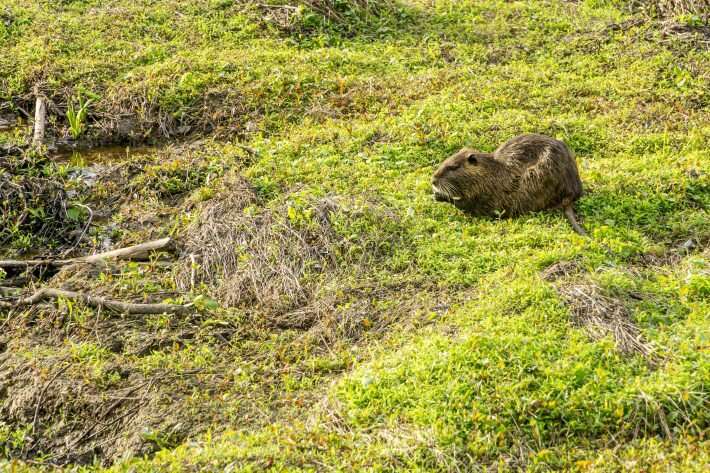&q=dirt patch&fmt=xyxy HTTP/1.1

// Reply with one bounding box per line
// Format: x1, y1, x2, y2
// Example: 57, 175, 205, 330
0, 350, 195, 465
558, 283, 655, 359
